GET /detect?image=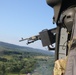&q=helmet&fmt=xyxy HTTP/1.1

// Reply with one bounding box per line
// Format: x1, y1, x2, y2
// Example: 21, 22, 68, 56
46, 0, 61, 7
